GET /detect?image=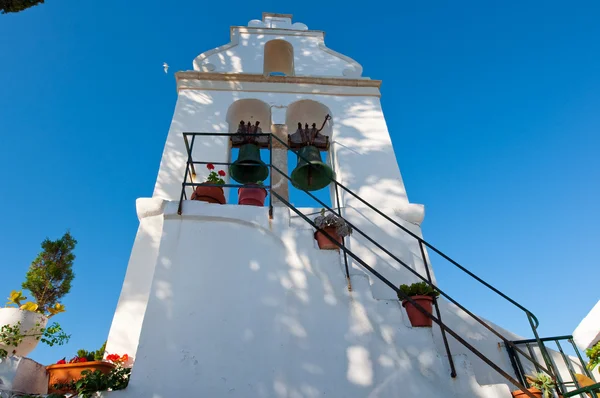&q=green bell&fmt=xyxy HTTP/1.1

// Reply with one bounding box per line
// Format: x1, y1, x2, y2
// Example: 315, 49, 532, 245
230, 143, 269, 184
291, 145, 335, 191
